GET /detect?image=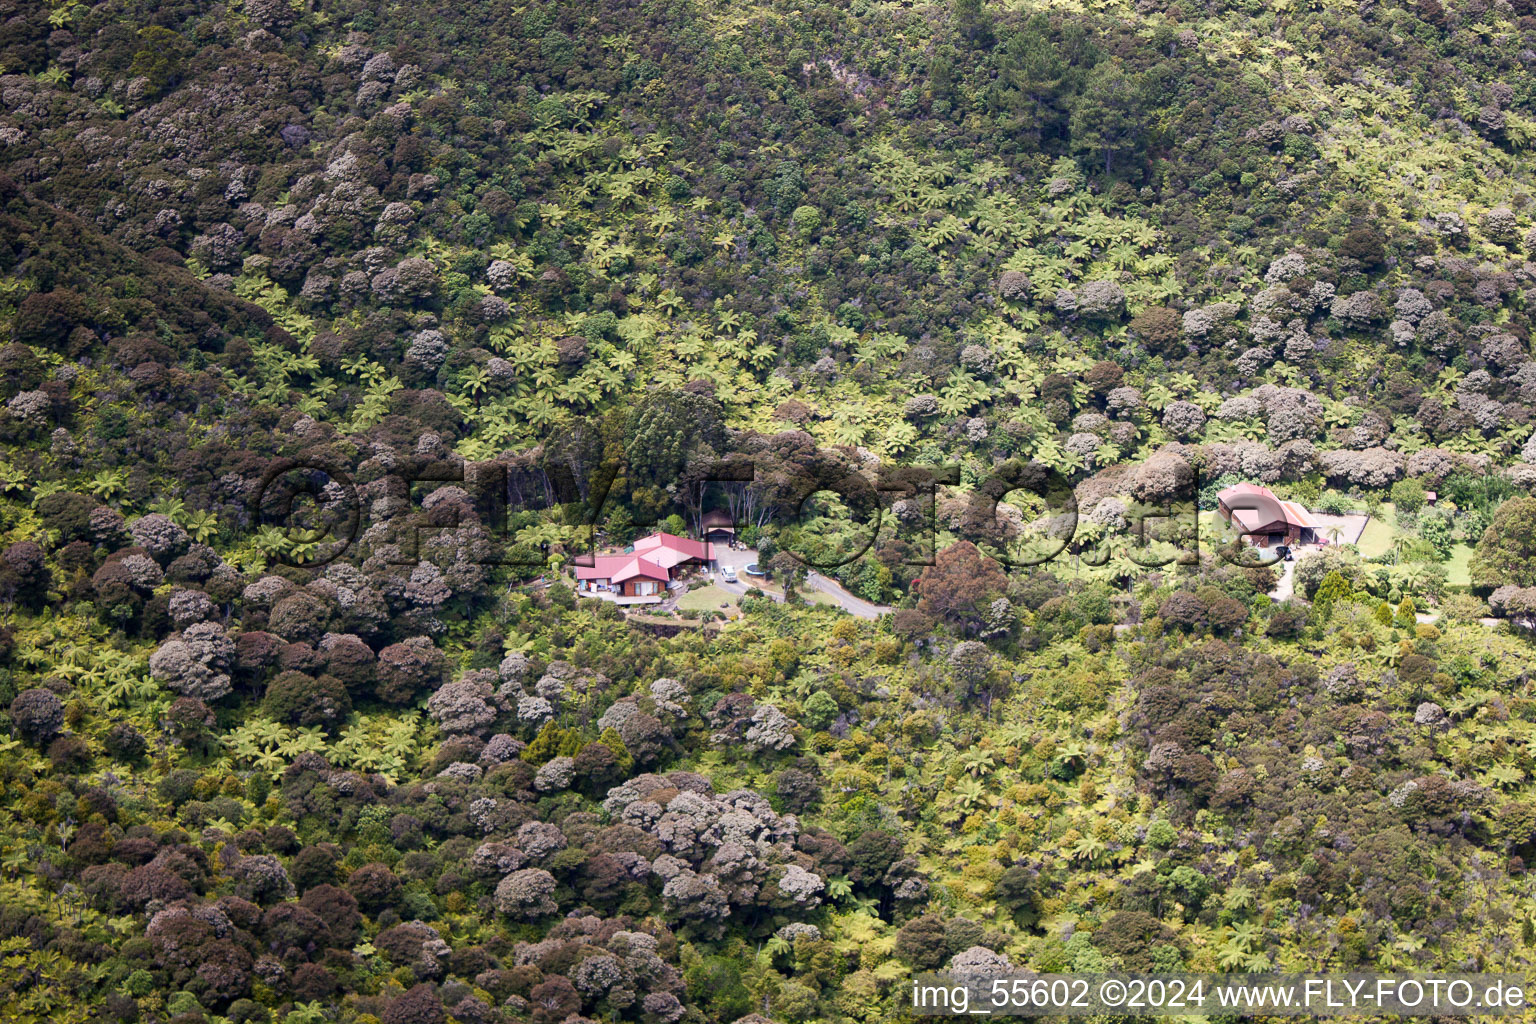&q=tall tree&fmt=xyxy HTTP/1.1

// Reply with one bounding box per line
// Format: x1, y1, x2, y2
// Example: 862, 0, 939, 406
1069, 58, 1151, 175
990, 15, 1089, 143
915, 541, 1008, 635
953, 0, 995, 49
1470, 497, 1536, 587
623, 388, 726, 518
